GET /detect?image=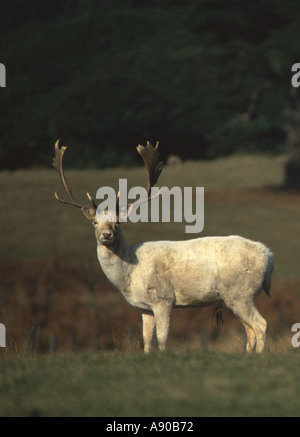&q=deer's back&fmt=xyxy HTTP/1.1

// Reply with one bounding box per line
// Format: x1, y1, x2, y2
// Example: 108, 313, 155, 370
128, 235, 272, 309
